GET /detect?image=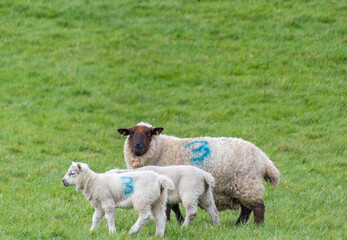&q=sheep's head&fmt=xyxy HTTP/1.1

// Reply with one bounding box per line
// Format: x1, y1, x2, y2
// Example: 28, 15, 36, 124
62, 162, 86, 187
118, 123, 163, 157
